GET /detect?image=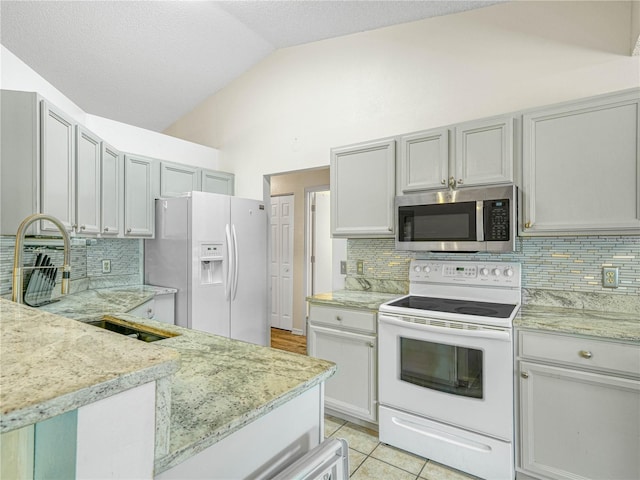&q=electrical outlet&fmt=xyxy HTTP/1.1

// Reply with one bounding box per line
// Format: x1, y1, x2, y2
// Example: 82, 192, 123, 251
357, 260, 364, 275
602, 267, 619, 288
340, 261, 347, 275
102, 259, 111, 274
